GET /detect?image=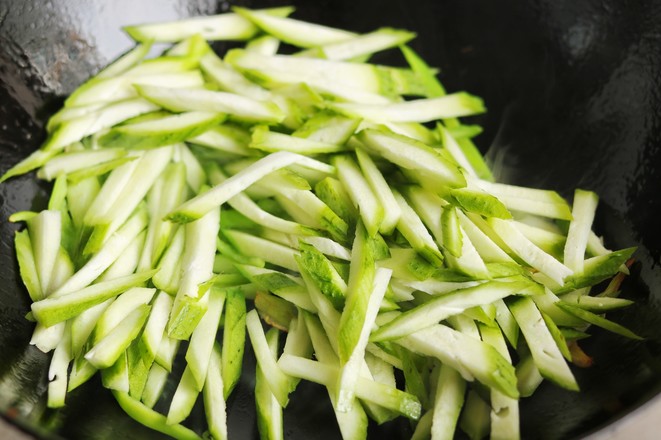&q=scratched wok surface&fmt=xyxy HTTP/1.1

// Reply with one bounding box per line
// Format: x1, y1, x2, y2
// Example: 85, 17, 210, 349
1, 0, 660, 439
